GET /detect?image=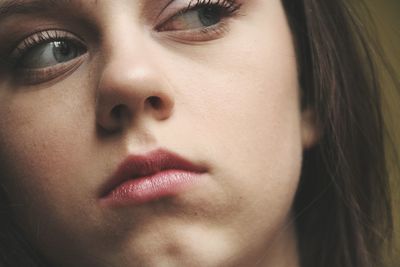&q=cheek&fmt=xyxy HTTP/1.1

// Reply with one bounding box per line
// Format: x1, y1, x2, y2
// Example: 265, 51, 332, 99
164, 0, 300, 161
161, 0, 302, 233
0, 72, 96, 217
167, 0, 301, 182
